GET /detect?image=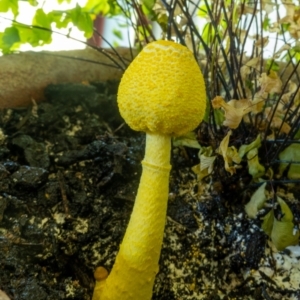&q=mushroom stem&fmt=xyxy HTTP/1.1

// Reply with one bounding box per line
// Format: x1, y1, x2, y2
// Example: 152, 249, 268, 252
92, 133, 171, 300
